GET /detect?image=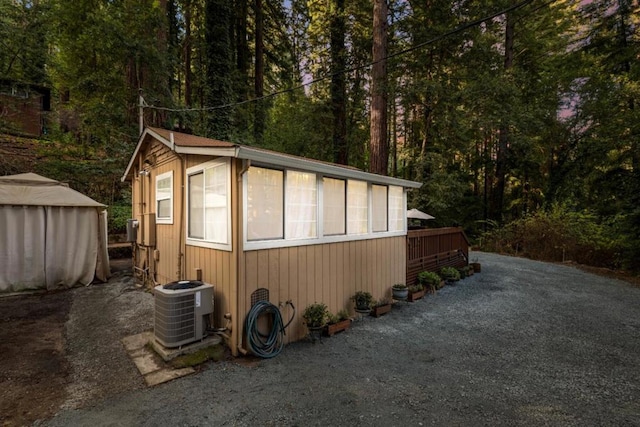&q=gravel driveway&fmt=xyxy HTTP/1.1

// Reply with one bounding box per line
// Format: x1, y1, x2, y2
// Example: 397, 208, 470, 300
43, 252, 640, 426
